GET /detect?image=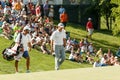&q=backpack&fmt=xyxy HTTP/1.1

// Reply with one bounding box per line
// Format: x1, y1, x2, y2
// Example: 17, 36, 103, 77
2, 33, 23, 61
